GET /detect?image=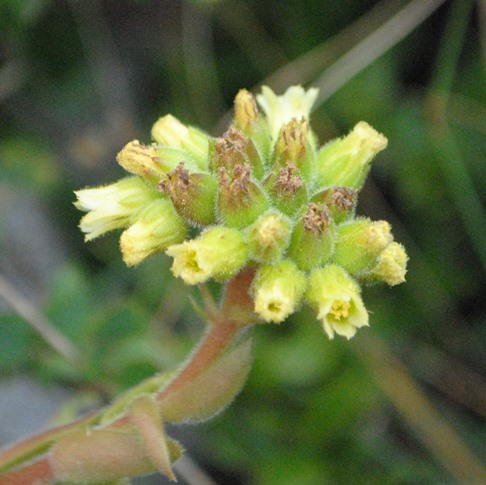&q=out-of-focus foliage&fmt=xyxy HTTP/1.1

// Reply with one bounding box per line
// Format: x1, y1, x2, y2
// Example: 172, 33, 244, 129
1, 0, 485, 484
